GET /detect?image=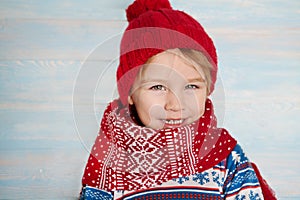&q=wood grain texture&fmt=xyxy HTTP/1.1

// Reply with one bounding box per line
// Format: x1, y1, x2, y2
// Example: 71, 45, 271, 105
0, 59, 114, 198
0, 0, 132, 20
0, 147, 87, 199
0, 19, 126, 60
